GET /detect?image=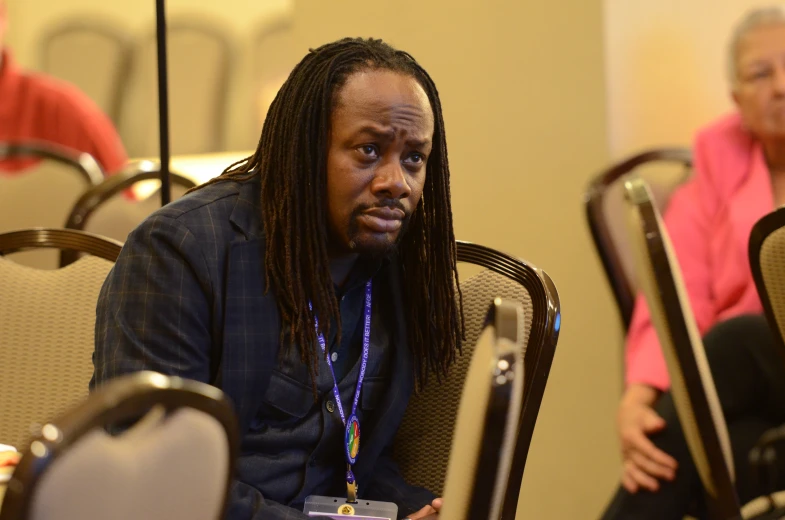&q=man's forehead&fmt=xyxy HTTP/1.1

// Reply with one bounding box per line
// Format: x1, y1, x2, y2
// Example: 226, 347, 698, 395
334, 79, 432, 129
